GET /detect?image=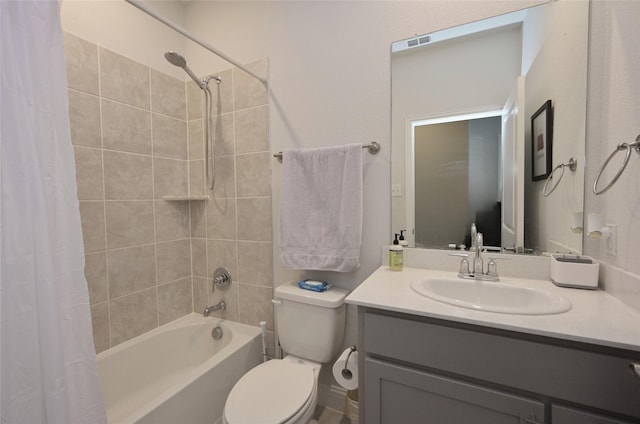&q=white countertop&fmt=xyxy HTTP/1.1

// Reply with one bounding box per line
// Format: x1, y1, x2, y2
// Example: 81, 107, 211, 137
346, 266, 640, 352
